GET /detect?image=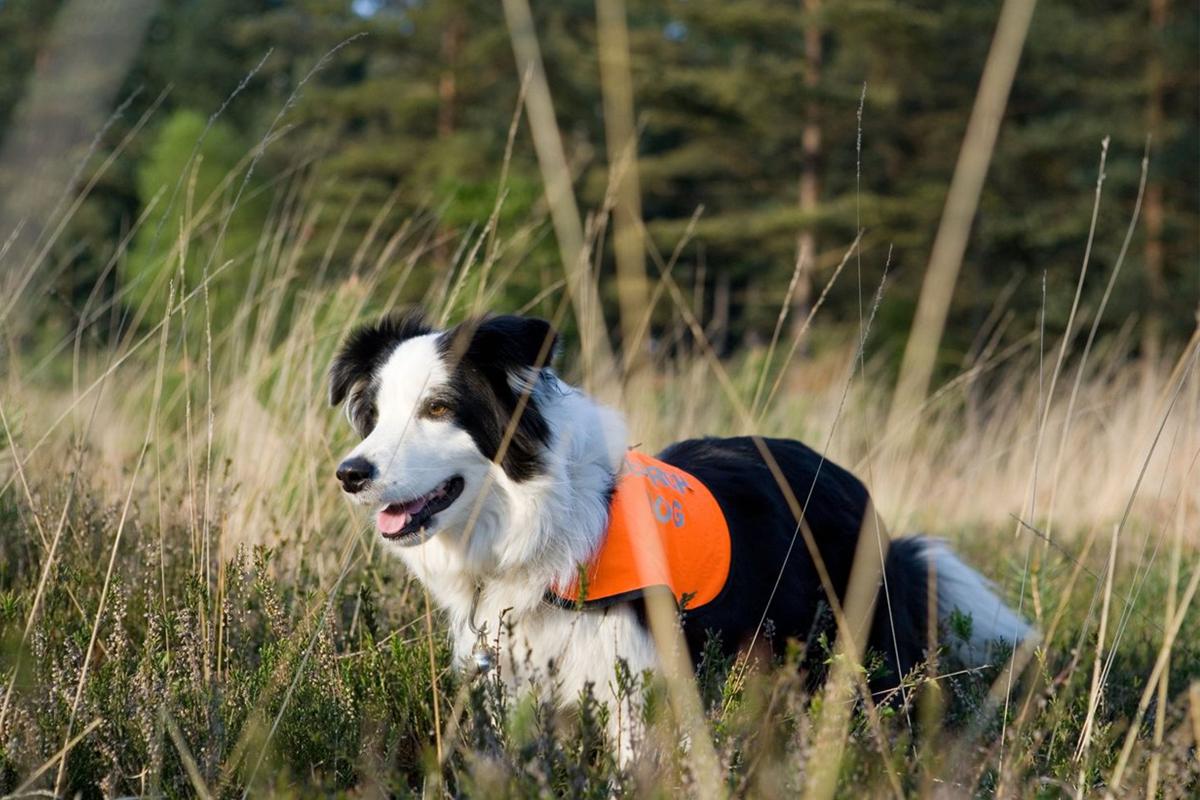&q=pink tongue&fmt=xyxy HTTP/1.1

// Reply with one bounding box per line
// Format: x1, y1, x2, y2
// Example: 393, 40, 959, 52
376, 496, 431, 535
377, 508, 410, 535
